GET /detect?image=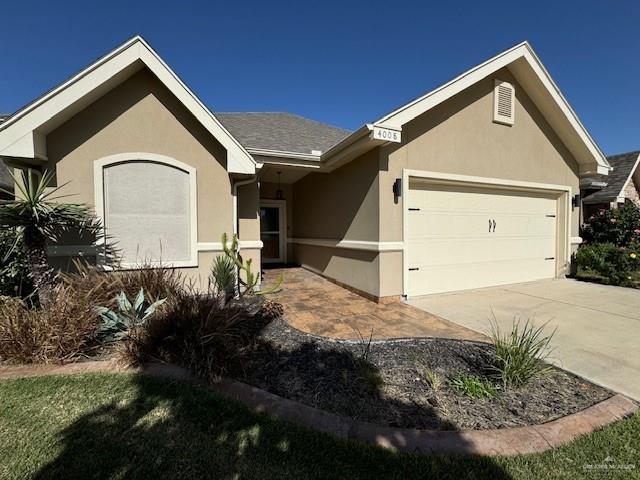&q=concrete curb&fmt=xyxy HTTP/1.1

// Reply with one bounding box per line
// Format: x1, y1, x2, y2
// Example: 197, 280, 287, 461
1, 360, 636, 456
